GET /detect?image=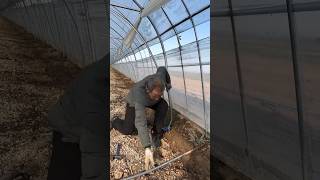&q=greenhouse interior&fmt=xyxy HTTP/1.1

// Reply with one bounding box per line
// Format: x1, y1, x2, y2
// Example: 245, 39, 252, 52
109, 0, 211, 179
